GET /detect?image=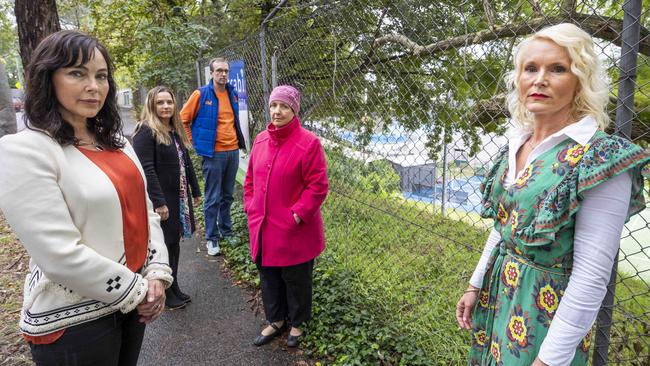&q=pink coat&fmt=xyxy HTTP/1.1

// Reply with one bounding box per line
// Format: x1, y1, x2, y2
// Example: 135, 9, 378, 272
243, 117, 328, 267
